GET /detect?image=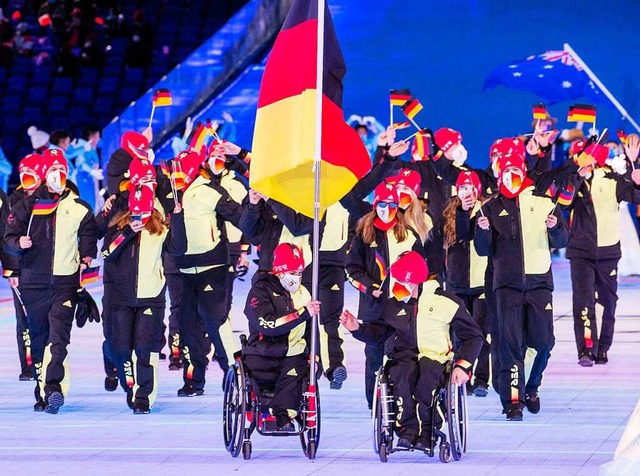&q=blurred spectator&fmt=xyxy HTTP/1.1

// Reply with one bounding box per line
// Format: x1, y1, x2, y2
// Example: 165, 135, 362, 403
0, 138, 13, 191
0, 15, 14, 66
73, 125, 104, 210
125, 9, 153, 67
54, 43, 80, 76
28, 125, 50, 153
49, 128, 77, 181
13, 21, 35, 55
